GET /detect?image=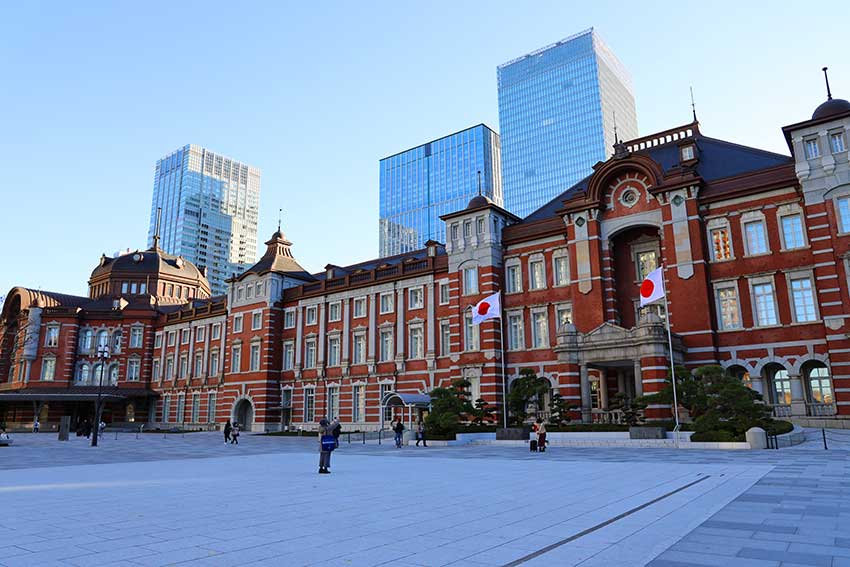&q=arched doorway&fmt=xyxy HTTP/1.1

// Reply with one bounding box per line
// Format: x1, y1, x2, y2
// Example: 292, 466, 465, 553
609, 226, 662, 328
761, 363, 791, 407
802, 361, 835, 416
233, 399, 254, 430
